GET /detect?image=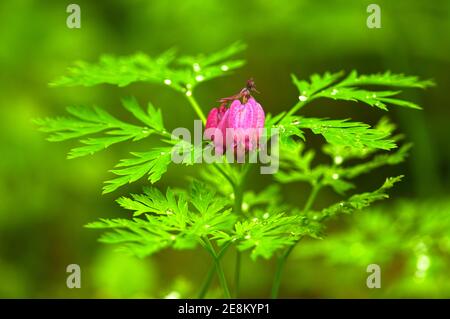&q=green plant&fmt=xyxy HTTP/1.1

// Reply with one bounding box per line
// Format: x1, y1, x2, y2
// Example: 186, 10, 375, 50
36, 43, 433, 298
